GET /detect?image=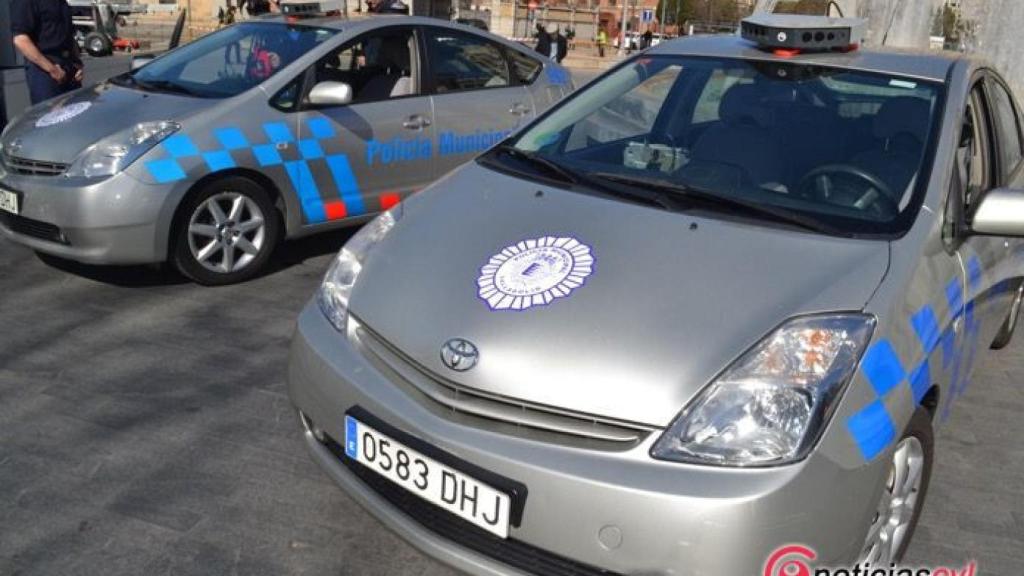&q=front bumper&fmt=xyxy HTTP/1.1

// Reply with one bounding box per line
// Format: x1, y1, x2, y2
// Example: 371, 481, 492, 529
0, 167, 175, 265
288, 302, 889, 576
